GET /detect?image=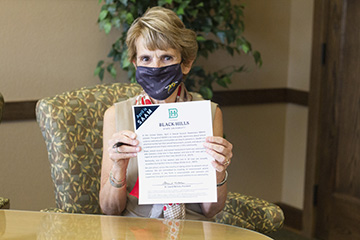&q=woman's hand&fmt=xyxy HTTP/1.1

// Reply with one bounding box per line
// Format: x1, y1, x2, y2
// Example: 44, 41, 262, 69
203, 136, 233, 172
108, 130, 141, 167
